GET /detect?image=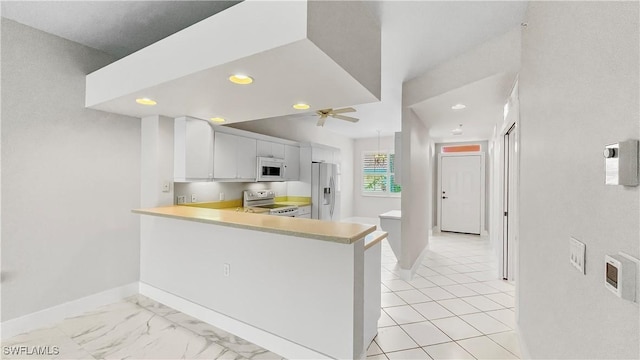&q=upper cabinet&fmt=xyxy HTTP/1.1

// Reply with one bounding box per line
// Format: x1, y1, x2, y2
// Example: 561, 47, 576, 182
213, 132, 257, 181
174, 117, 307, 183
174, 117, 213, 182
257, 140, 285, 159
311, 144, 340, 164
284, 145, 300, 181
